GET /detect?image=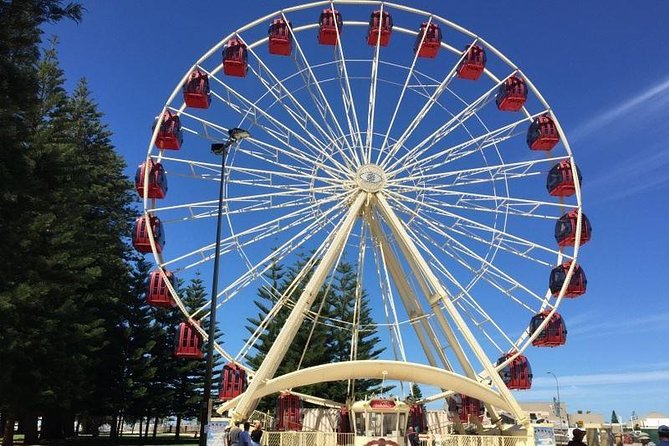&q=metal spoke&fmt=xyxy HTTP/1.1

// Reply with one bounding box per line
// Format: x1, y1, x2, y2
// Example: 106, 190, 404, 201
284, 11, 361, 166
375, 15, 433, 165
